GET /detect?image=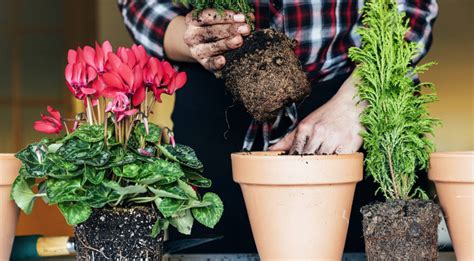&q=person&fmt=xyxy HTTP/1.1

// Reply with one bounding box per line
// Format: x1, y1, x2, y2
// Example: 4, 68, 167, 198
118, 0, 438, 253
